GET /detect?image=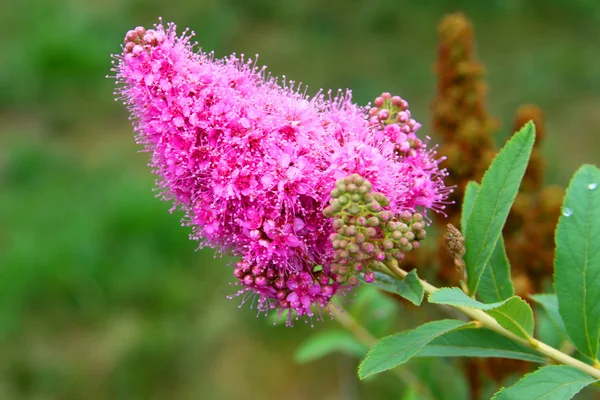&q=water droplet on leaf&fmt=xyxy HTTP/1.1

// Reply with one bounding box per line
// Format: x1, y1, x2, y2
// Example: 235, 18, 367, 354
588, 183, 598, 191
562, 207, 574, 217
